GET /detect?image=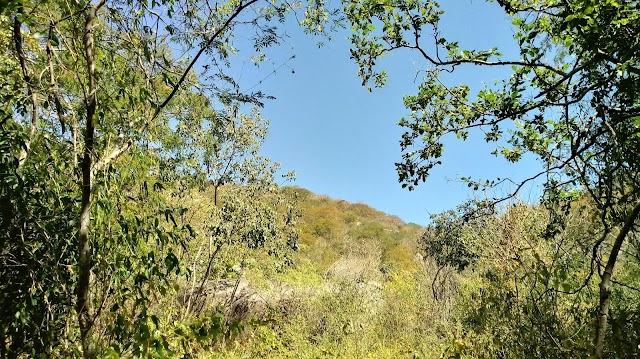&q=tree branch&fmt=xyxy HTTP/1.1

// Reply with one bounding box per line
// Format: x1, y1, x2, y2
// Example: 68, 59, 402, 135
13, 8, 39, 168
95, 0, 259, 173
47, 20, 66, 134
